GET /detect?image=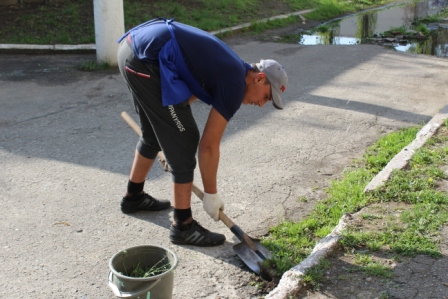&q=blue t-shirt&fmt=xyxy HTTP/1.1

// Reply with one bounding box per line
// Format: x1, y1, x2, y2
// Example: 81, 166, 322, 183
122, 19, 249, 121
